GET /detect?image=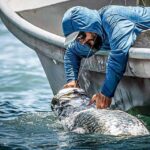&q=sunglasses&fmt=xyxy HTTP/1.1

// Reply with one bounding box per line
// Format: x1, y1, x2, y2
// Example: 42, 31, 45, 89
76, 32, 99, 52
76, 32, 86, 41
